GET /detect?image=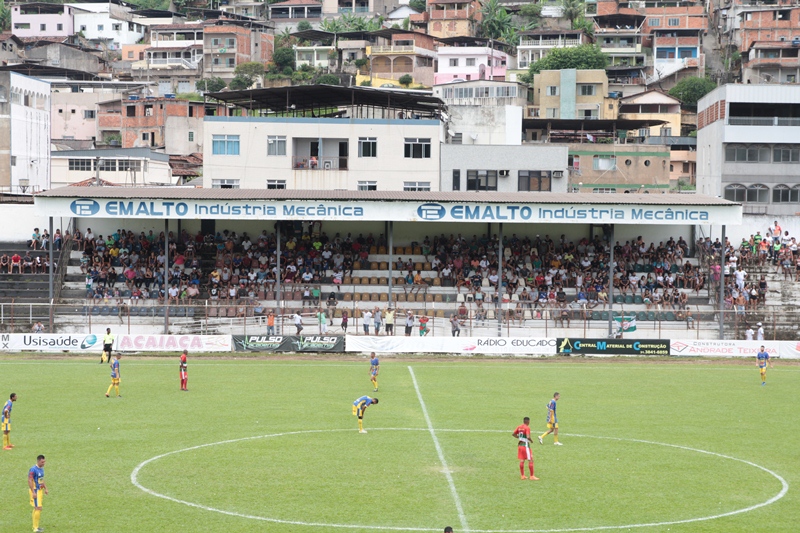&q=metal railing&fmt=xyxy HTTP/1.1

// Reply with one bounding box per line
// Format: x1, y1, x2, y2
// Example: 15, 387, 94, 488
520, 39, 582, 47
292, 156, 348, 170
